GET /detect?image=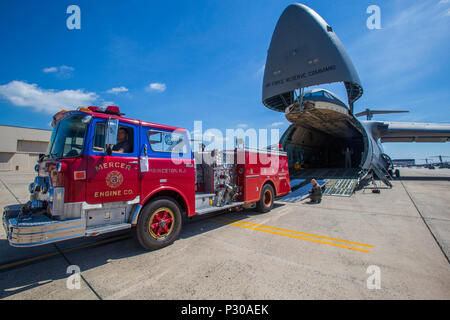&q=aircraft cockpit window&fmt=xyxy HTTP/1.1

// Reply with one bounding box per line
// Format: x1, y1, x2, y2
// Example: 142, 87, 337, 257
324, 92, 334, 99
